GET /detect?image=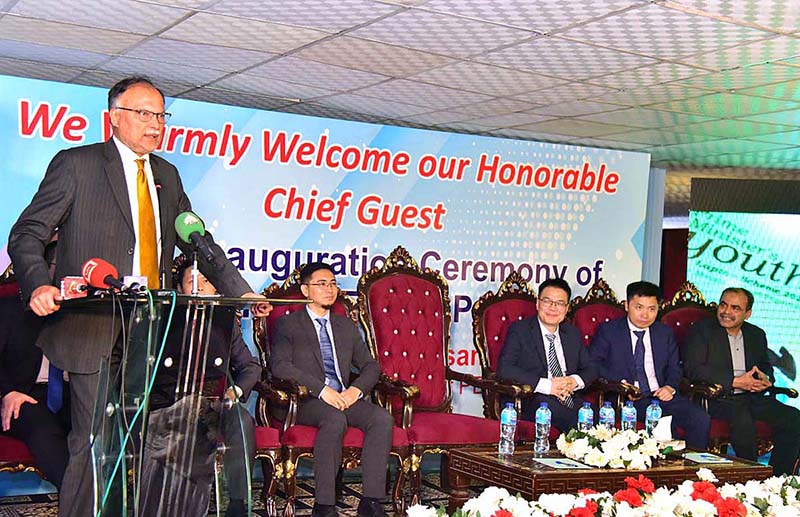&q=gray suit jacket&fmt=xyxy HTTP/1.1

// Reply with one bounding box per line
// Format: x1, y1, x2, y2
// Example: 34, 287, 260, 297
8, 140, 251, 373
271, 309, 380, 398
